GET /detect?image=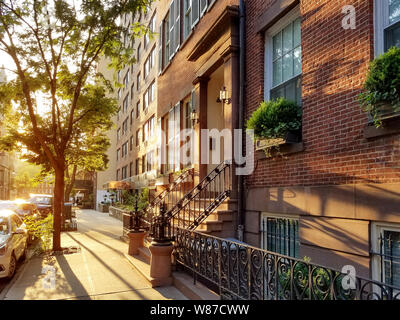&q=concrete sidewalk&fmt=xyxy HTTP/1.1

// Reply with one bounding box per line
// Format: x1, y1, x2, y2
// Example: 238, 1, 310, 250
1, 209, 187, 300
